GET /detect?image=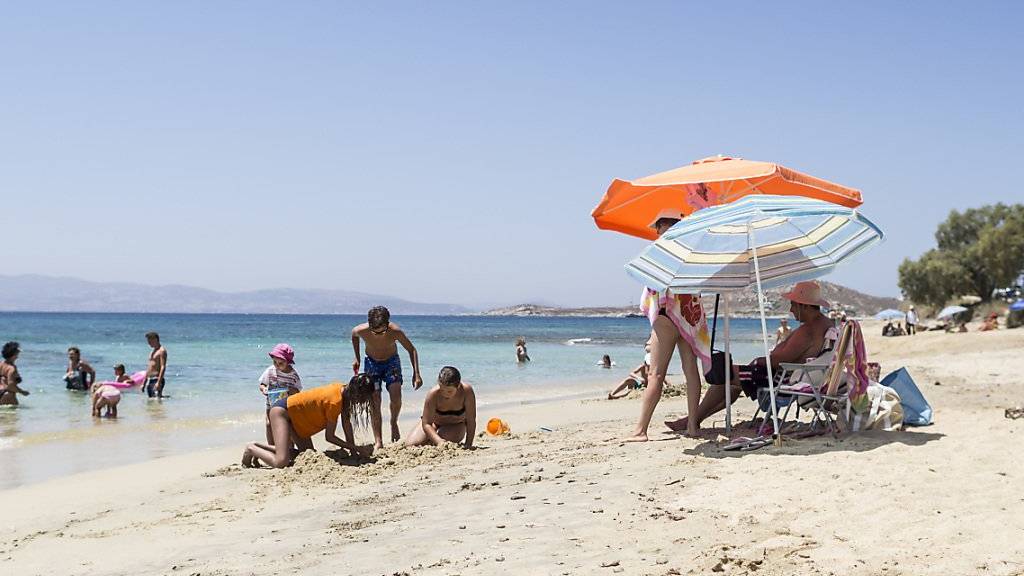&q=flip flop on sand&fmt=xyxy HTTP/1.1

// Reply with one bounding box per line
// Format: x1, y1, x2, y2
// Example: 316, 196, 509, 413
723, 436, 760, 451
740, 437, 772, 451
